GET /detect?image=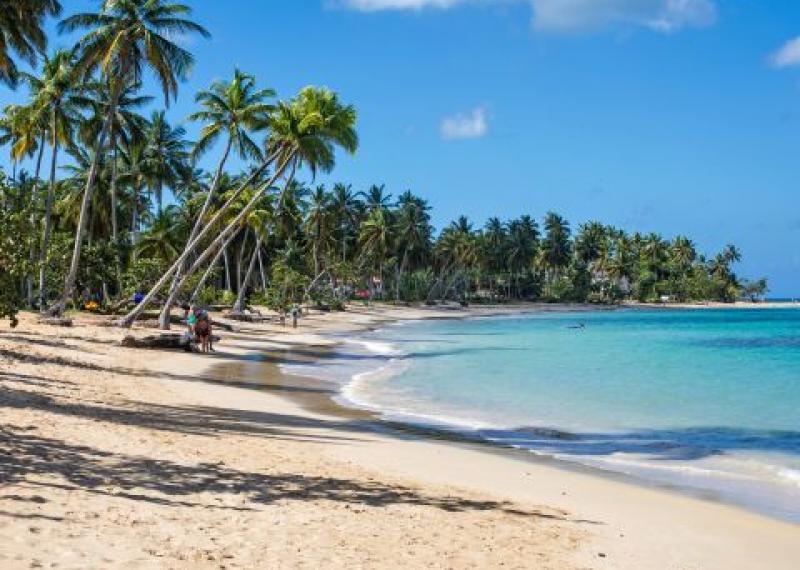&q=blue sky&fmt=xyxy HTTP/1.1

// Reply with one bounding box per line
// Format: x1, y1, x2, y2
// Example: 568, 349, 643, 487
3, 0, 800, 295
